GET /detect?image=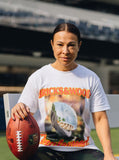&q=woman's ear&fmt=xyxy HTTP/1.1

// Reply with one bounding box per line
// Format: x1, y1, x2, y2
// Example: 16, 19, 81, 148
50, 40, 54, 50
78, 41, 82, 52
79, 41, 82, 48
